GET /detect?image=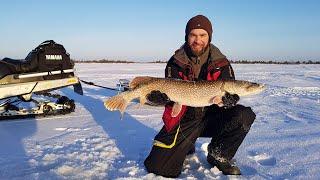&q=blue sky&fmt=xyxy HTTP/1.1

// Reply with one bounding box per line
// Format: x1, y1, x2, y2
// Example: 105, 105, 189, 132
0, 0, 319, 61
